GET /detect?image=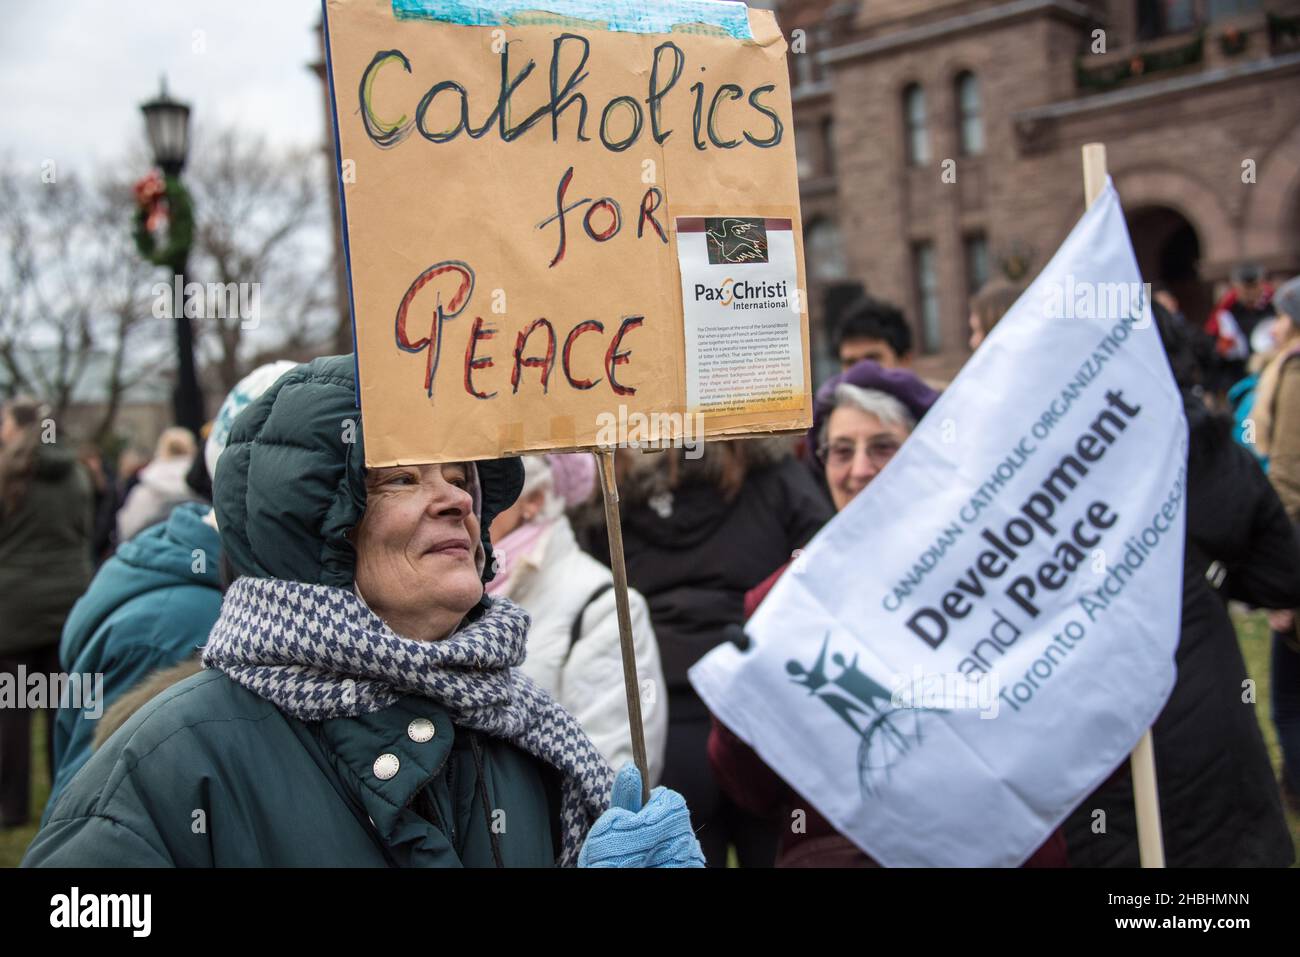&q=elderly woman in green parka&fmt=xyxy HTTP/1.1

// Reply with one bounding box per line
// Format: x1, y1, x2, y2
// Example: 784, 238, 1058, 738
25, 356, 703, 867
